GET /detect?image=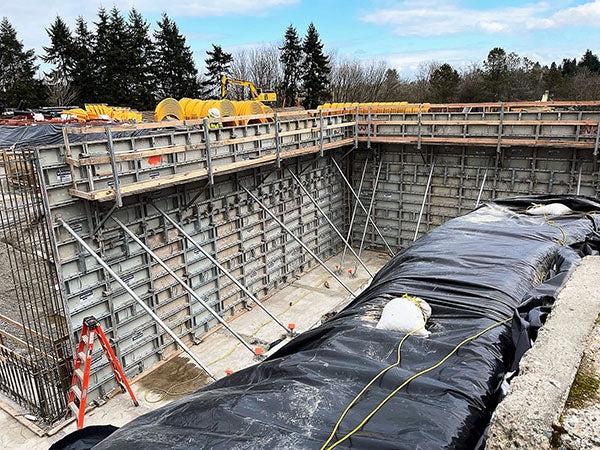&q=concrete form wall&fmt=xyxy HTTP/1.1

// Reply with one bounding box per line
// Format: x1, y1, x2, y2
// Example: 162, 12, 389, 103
46, 156, 346, 397
350, 144, 599, 249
